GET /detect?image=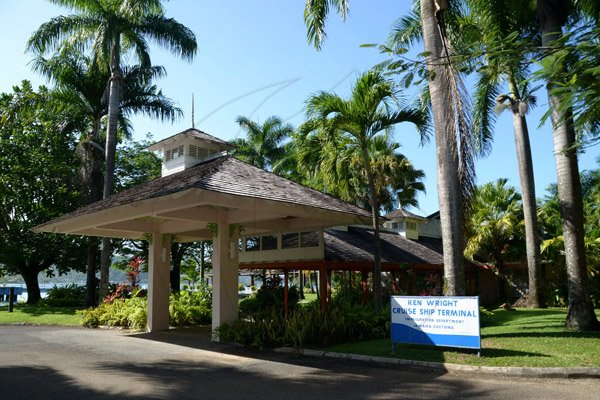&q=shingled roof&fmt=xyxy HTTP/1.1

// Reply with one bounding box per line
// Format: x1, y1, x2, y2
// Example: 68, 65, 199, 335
146, 127, 235, 151
384, 208, 426, 220
325, 226, 443, 265
34, 155, 371, 237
